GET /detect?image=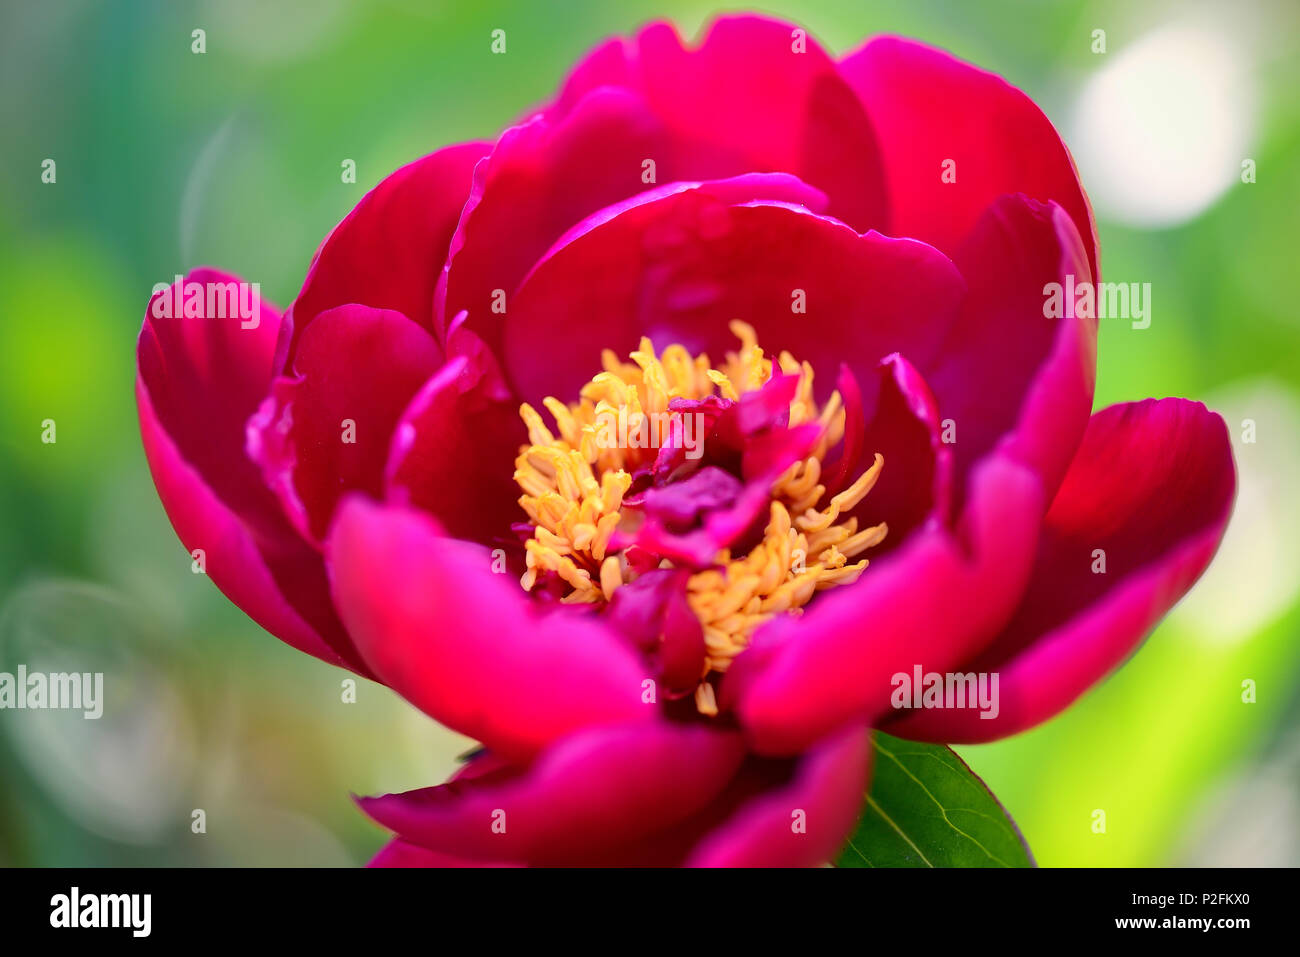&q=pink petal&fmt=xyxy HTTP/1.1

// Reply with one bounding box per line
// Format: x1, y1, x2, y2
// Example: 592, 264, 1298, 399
821, 363, 866, 499
604, 569, 706, 697
498, 182, 964, 409
723, 452, 1045, 756
643, 466, 744, 526
136, 270, 366, 673
853, 353, 953, 549
327, 499, 654, 761
686, 725, 871, 867
549, 15, 889, 232
383, 349, 524, 548
840, 36, 1098, 278
284, 141, 487, 363
367, 838, 517, 868
436, 87, 674, 341
357, 722, 746, 865
885, 398, 1236, 742
927, 196, 1097, 509
247, 305, 443, 545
